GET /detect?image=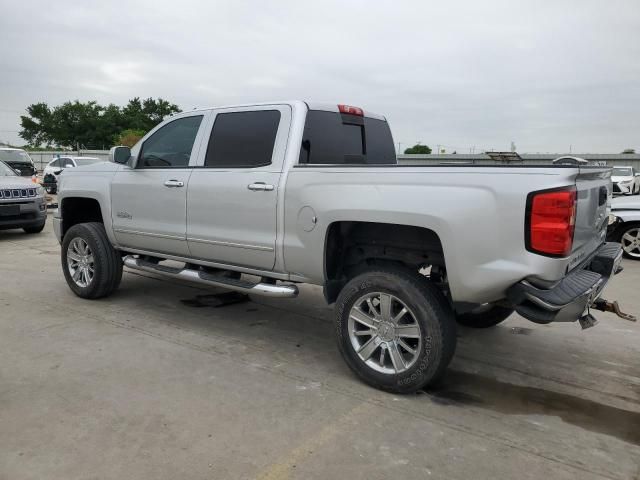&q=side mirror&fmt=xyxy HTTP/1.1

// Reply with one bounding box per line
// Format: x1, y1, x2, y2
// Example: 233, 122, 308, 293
109, 146, 131, 164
